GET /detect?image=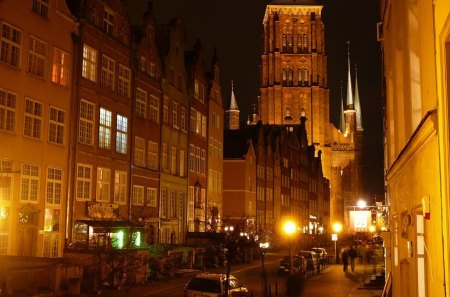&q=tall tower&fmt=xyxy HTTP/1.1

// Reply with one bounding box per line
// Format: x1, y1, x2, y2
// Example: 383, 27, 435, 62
344, 41, 357, 142
225, 80, 240, 130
